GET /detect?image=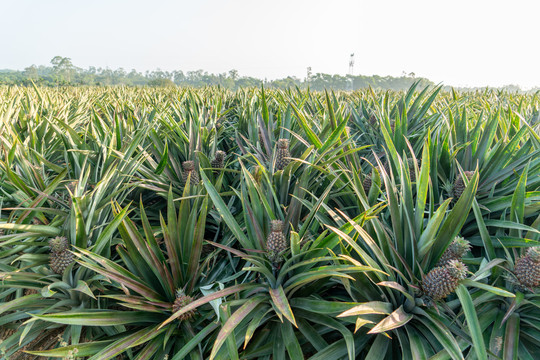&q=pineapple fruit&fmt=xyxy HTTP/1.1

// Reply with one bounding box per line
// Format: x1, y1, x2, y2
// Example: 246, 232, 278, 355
368, 114, 377, 126
362, 175, 372, 194
514, 247, 540, 289
453, 171, 474, 200
276, 139, 290, 170
182, 161, 199, 185
436, 237, 471, 267
49, 236, 73, 274
172, 289, 196, 321
258, 129, 265, 146
0, 326, 16, 341
381, 161, 391, 176
266, 220, 287, 261
422, 260, 467, 301
211, 150, 226, 173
